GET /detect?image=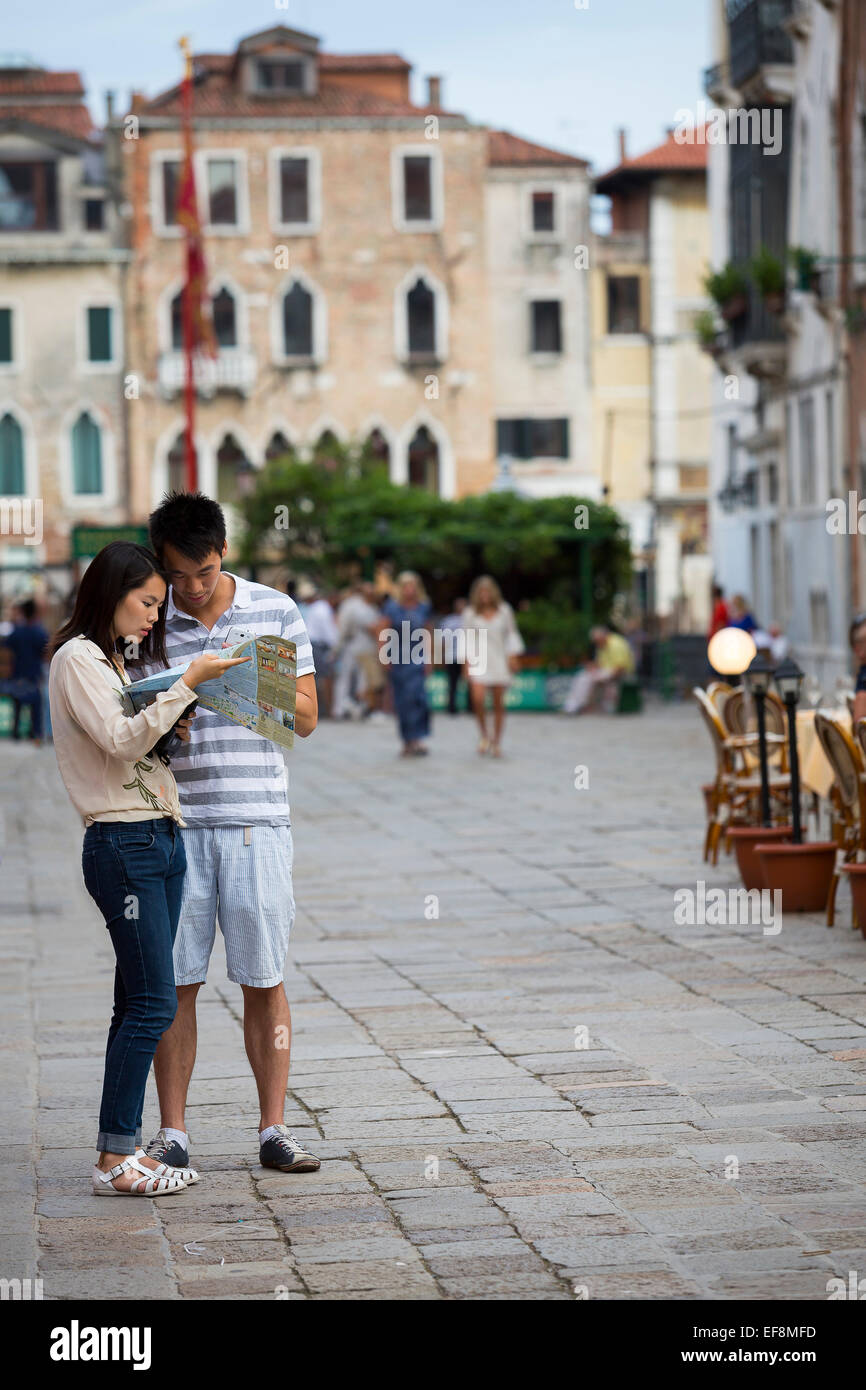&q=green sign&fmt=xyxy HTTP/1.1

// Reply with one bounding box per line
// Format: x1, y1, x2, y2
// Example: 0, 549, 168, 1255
425, 669, 580, 711
72, 525, 149, 560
